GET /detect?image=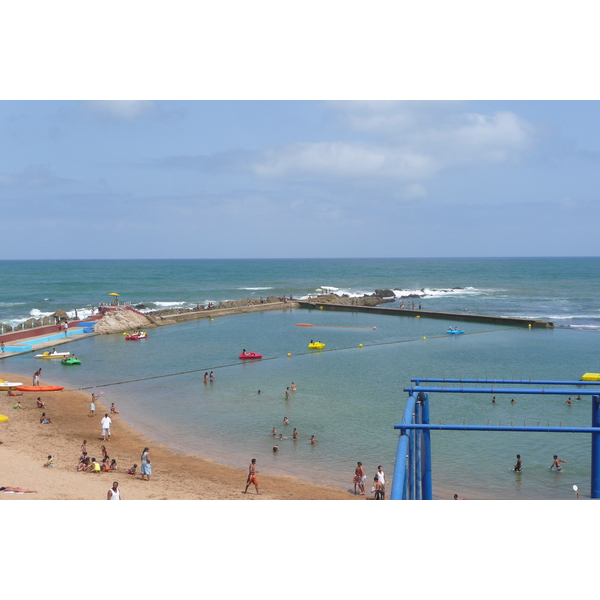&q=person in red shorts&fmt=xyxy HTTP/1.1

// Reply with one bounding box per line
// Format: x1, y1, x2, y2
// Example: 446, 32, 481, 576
243, 458, 260, 495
